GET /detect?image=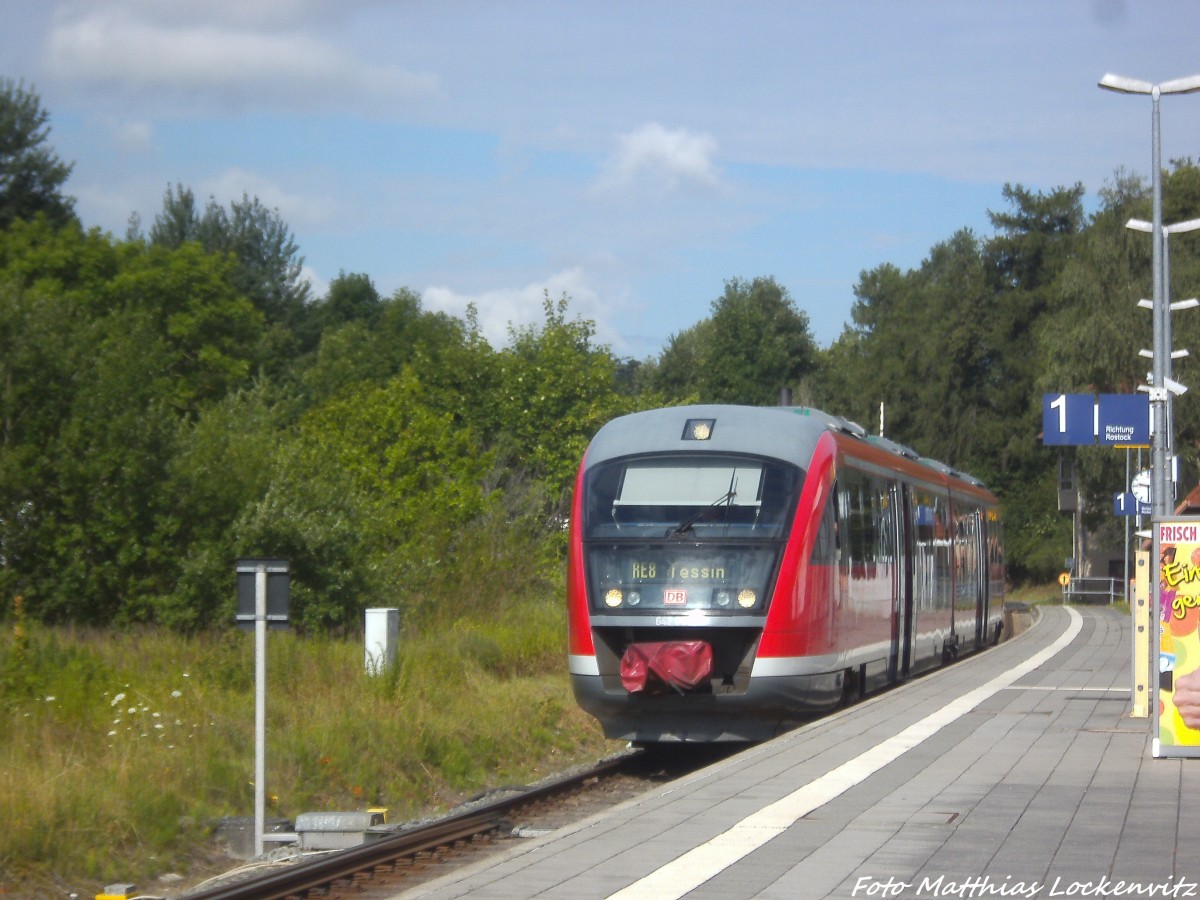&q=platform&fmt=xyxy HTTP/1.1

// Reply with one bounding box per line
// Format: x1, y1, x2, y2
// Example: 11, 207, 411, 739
400, 606, 1200, 899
